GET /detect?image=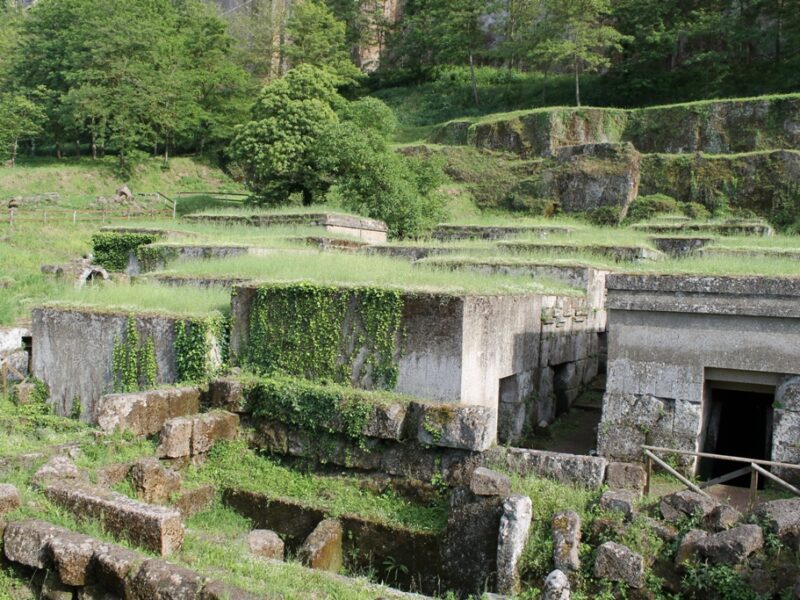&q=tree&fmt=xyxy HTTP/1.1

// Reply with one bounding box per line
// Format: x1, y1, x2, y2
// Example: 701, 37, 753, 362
229, 65, 342, 205
283, 0, 361, 85
0, 93, 45, 166
535, 0, 629, 106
